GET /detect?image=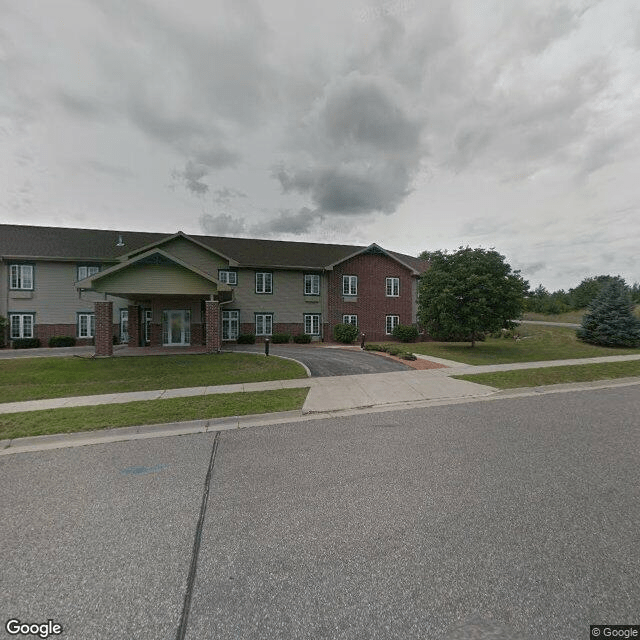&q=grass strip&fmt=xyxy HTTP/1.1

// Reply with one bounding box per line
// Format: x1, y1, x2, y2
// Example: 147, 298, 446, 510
0, 388, 309, 440
0, 353, 307, 403
453, 360, 640, 389
408, 325, 640, 365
